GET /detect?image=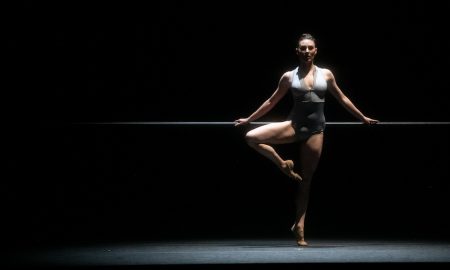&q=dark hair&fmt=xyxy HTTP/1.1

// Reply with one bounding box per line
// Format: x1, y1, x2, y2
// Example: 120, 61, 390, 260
298, 33, 316, 47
